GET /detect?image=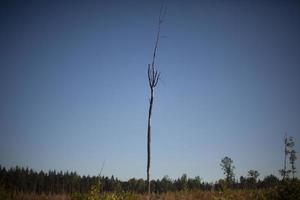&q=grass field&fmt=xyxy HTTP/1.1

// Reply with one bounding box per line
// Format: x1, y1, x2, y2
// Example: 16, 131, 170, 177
0, 189, 289, 200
